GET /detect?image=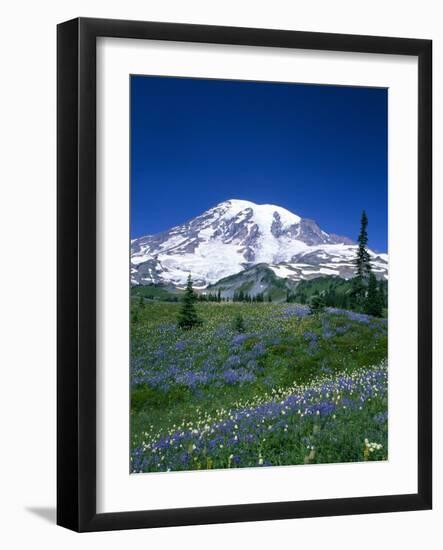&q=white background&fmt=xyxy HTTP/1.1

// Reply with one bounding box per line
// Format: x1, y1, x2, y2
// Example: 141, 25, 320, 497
97, 39, 418, 512
0, 0, 441, 548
